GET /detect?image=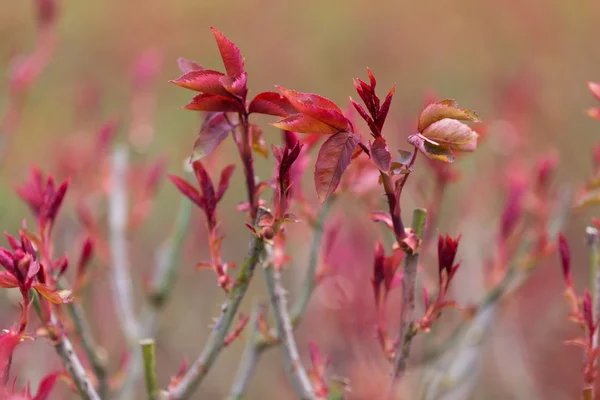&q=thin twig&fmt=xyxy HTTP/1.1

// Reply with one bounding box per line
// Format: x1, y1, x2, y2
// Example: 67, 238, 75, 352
263, 256, 316, 399
587, 226, 600, 347
167, 228, 265, 399
108, 146, 141, 399
228, 303, 267, 399
32, 292, 100, 400
141, 338, 159, 400
391, 208, 427, 379
227, 197, 335, 398
65, 299, 108, 397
